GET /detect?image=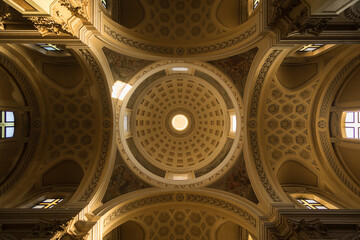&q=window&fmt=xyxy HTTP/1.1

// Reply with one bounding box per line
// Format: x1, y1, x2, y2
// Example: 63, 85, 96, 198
112, 81, 132, 100
230, 114, 236, 133
344, 111, 360, 139
101, 0, 107, 8
32, 198, 63, 209
297, 44, 325, 52
36, 43, 62, 51
253, 0, 260, 9
296, 198, 328, 209
1, 111, 15, 138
